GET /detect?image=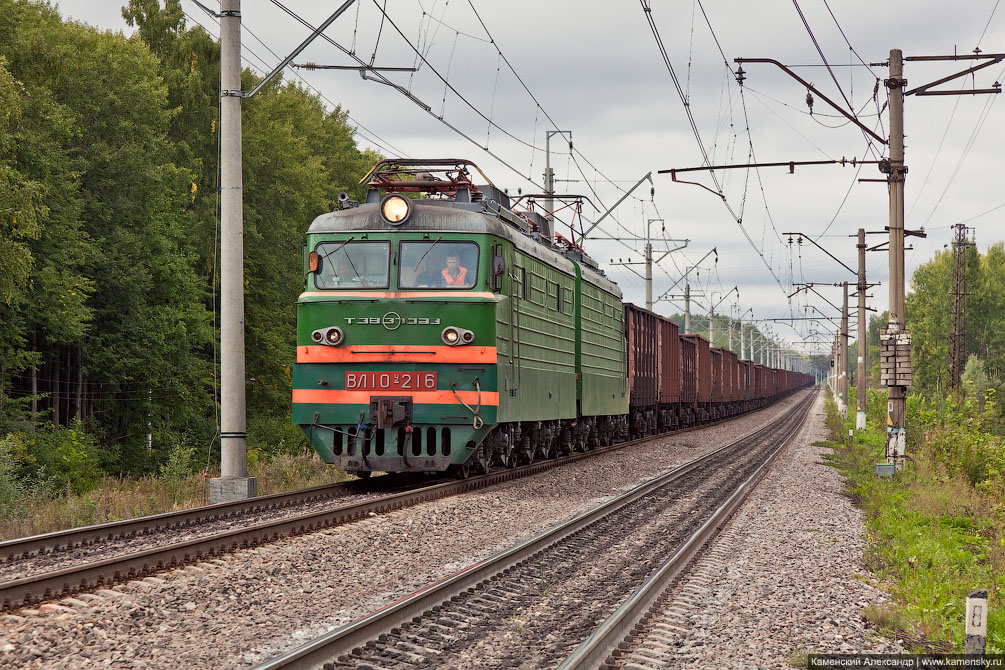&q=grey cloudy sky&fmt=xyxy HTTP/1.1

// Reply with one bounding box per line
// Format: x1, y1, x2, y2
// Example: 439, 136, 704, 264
61, 1, 1005, 355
